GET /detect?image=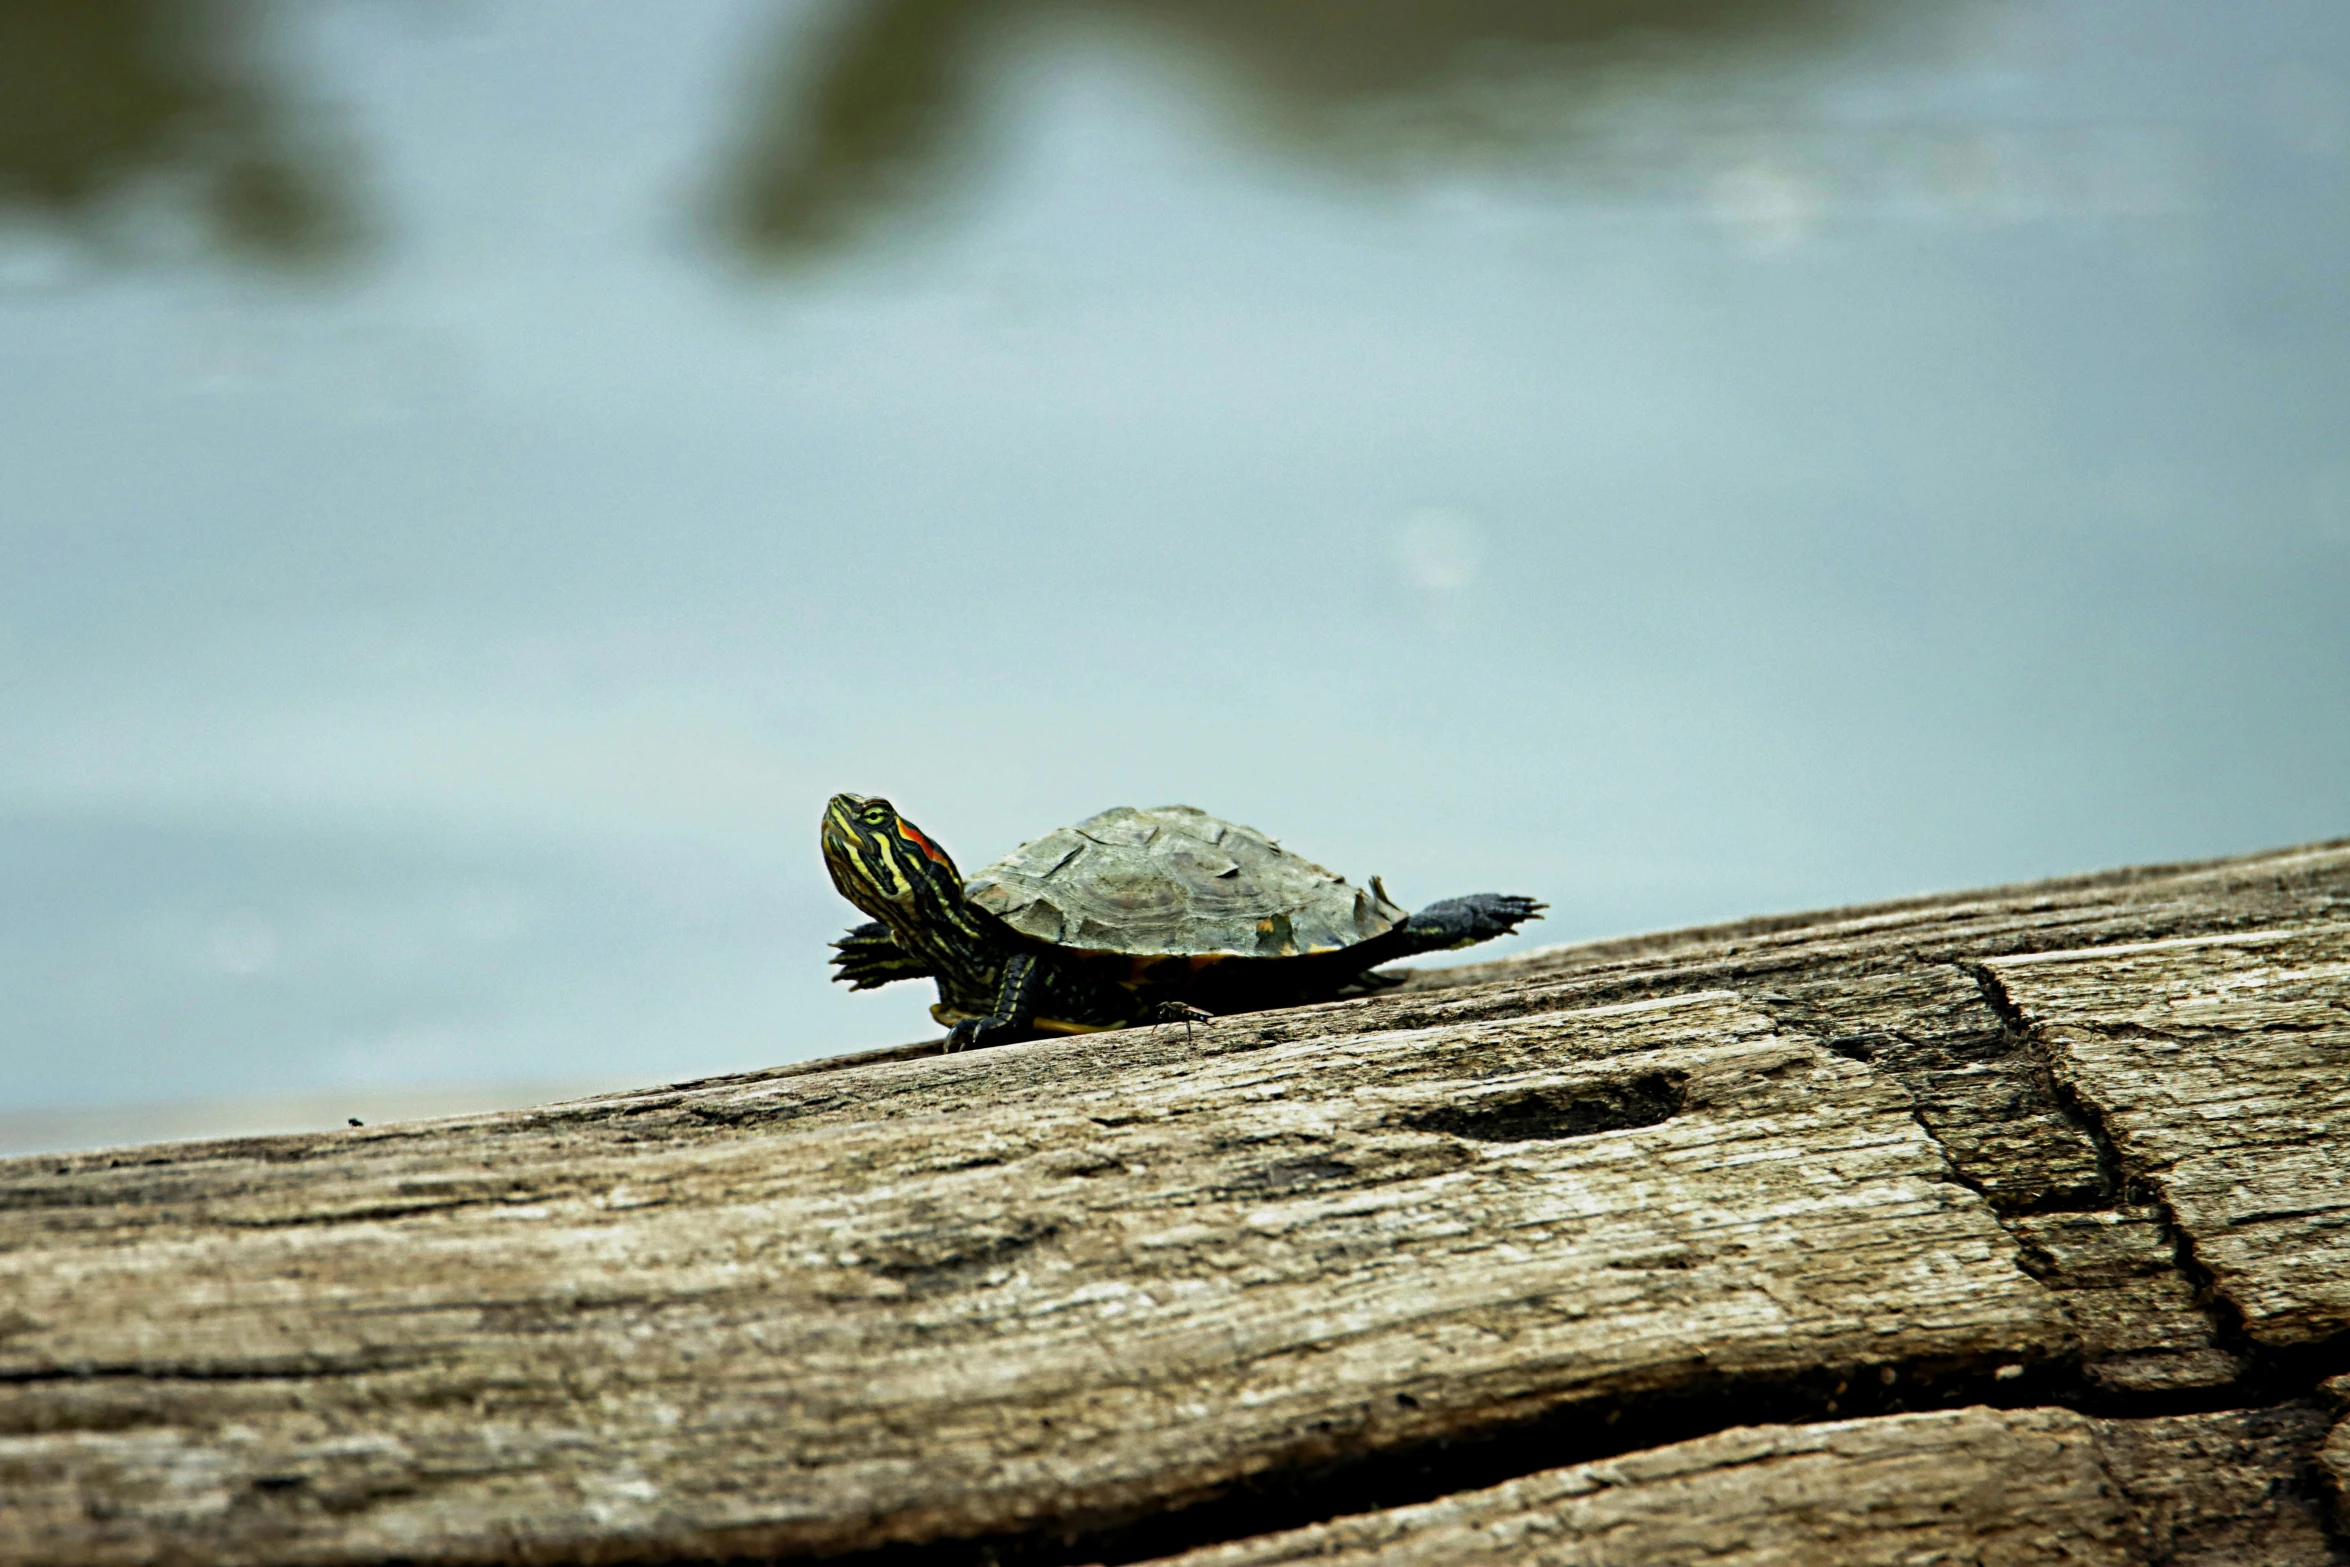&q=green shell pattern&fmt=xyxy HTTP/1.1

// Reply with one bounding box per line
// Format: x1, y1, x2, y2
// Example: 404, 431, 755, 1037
963, 805, 1407, 959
